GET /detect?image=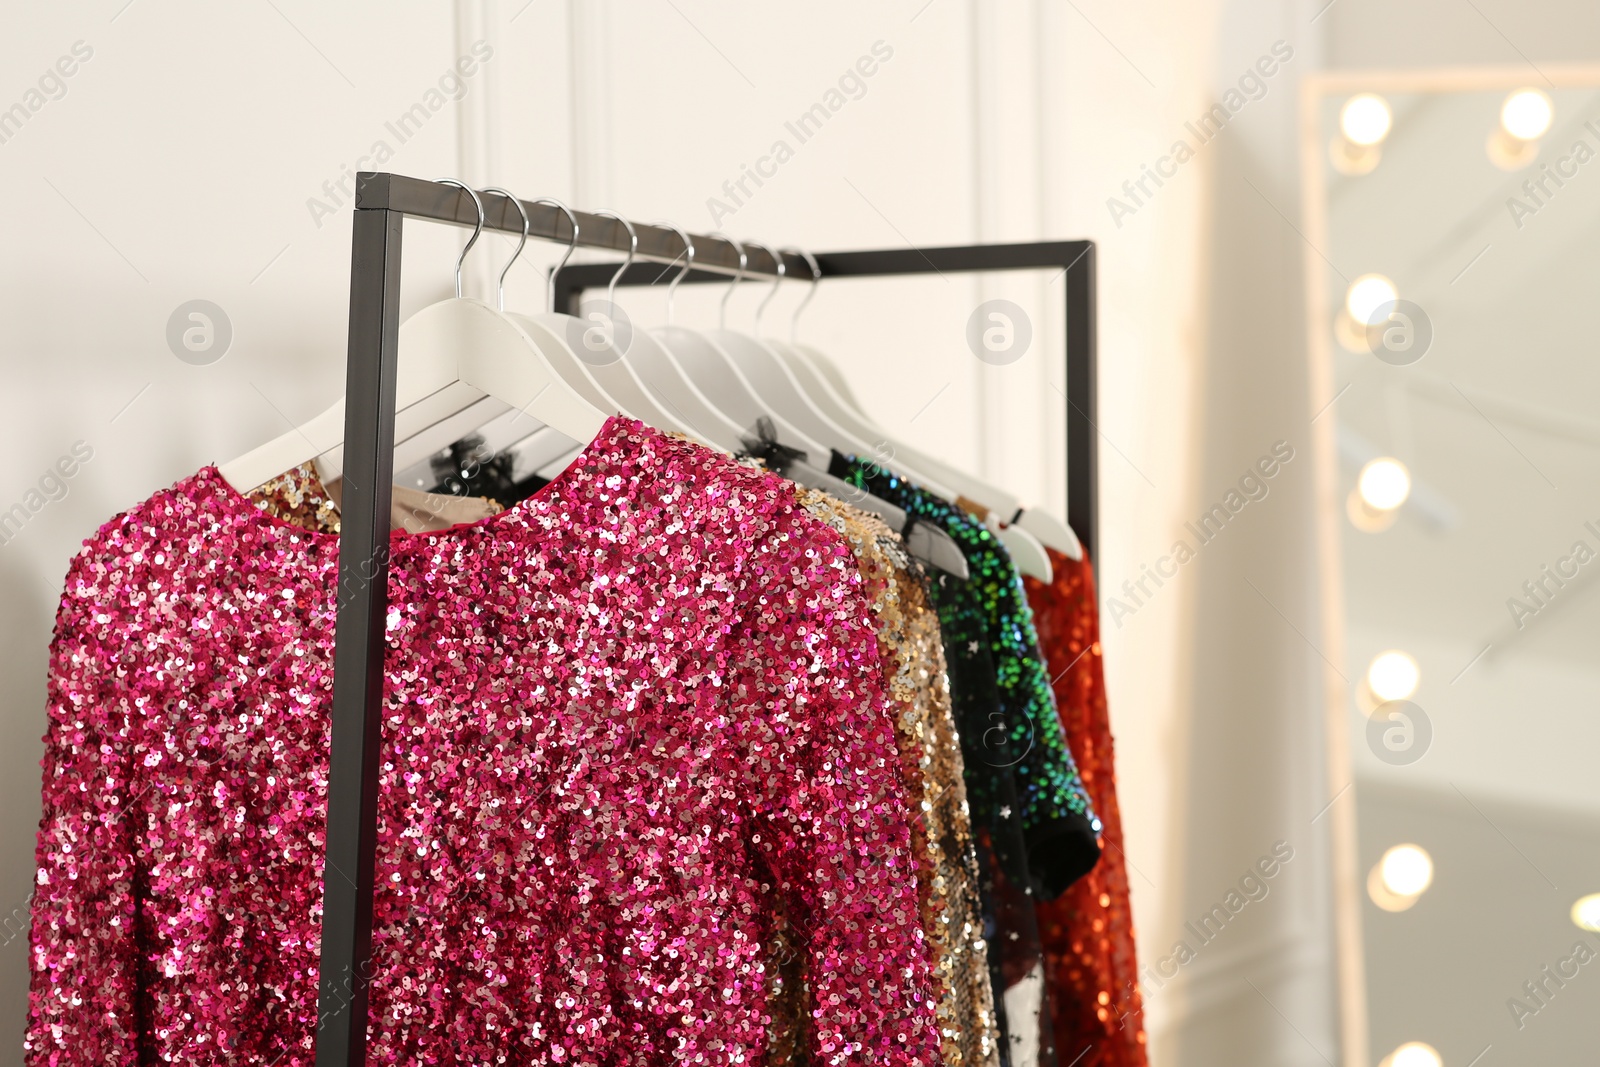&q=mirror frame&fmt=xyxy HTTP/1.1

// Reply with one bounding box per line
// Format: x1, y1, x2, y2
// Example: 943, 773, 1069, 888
1299, 64, 1600, 1067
